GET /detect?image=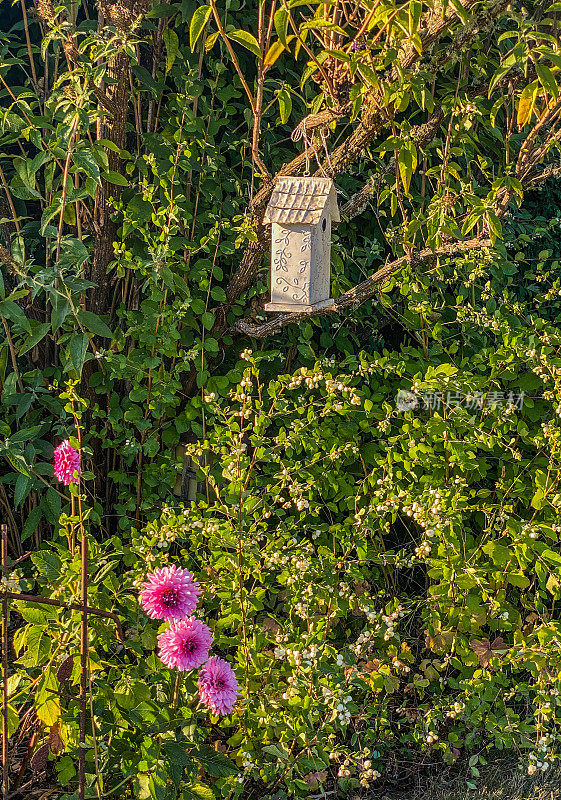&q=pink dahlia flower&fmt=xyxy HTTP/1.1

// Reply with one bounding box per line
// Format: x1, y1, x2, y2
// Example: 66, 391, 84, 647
198, 656, 239, 716
53, 440, 80, 485
157, 618, 213, 671
140, 566, 201, 623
